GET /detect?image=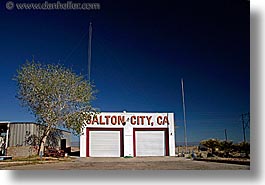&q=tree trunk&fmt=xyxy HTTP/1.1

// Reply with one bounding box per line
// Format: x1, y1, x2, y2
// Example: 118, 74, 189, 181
38, 129, 50, 156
